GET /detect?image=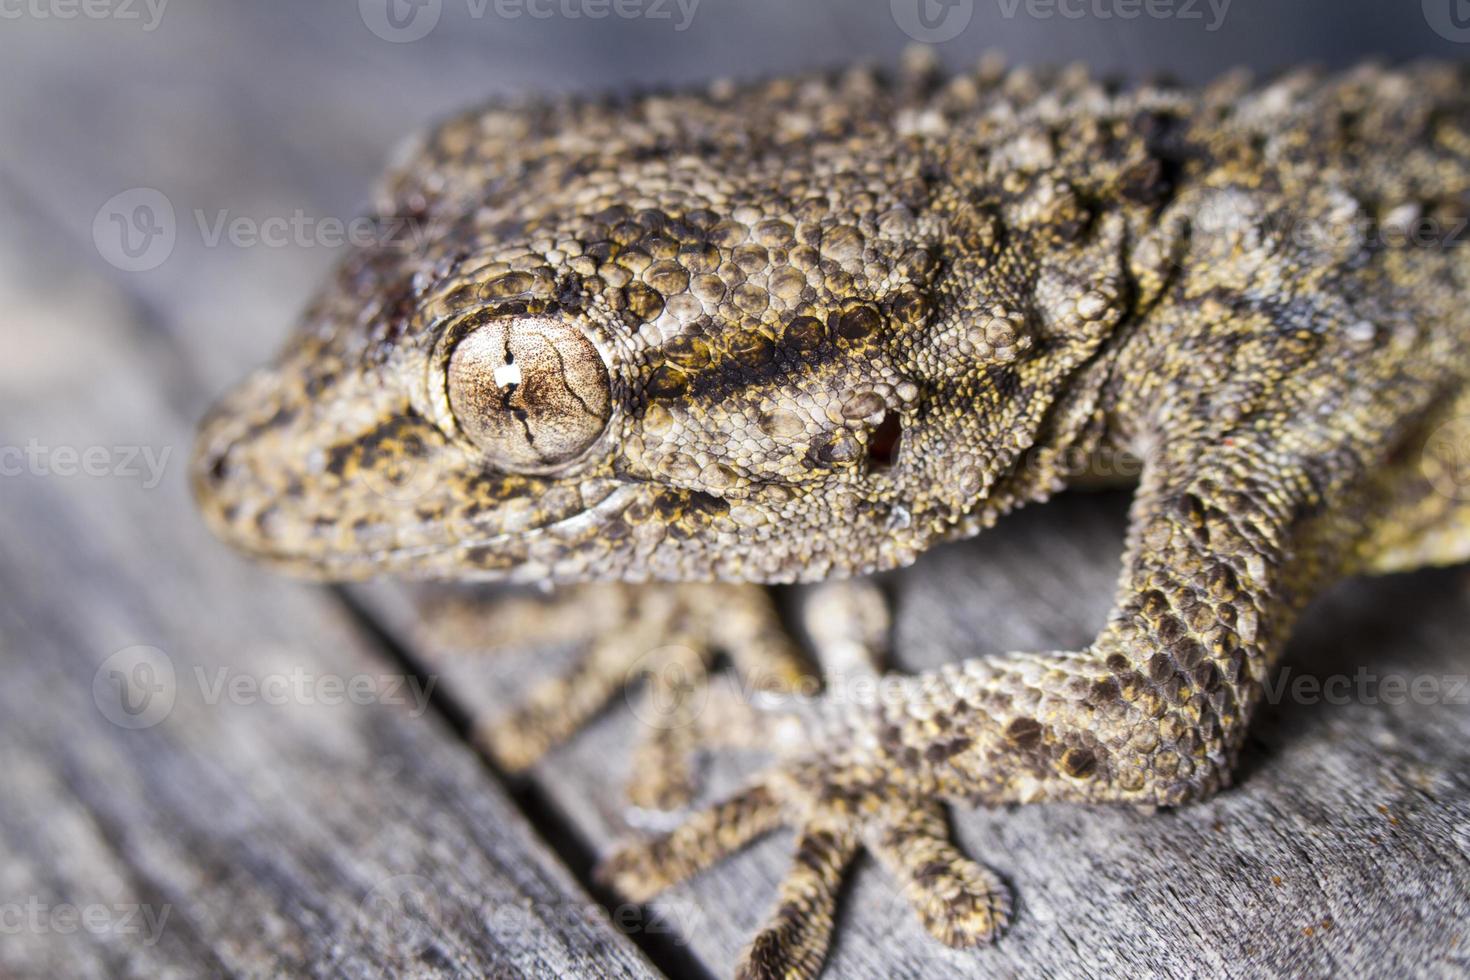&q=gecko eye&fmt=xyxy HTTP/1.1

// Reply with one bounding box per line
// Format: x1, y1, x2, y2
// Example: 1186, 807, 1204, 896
446, 314, 611, 471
